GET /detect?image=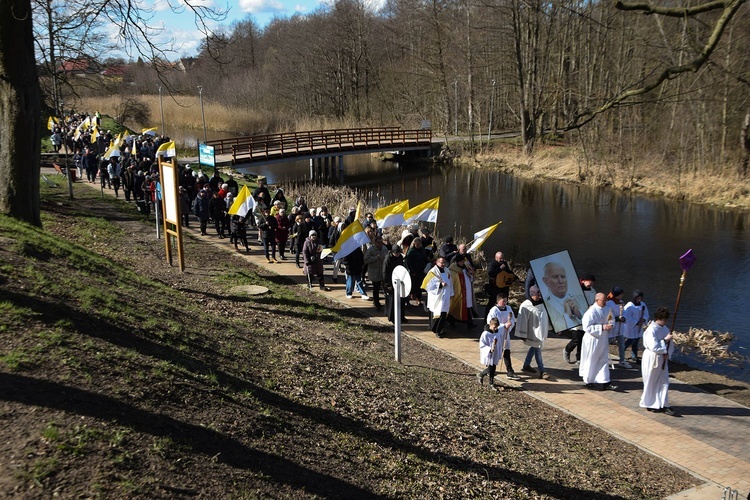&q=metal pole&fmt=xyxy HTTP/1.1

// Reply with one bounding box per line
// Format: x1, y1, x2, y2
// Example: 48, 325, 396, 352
394, 280, 402, 363
198, 86, 207, 144
158, 85, 165, 136
454, 80, 458, 136
488, 79, 495, 141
